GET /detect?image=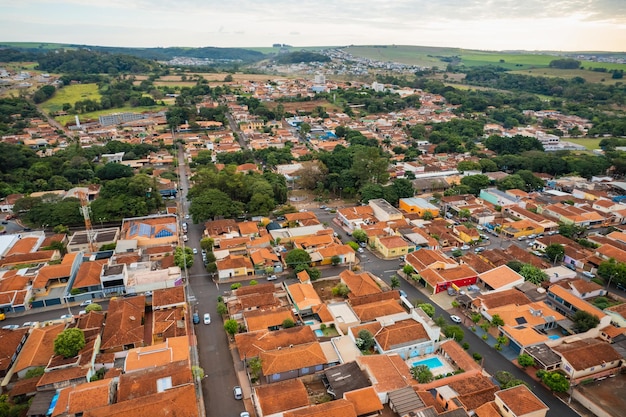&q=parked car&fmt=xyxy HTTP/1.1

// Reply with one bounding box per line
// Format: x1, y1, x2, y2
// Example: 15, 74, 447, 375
240, 412, 250, 417
399, 290, 408, 298
60, 314, 73, 320
182, 235, 188, 242
450, 315, 462, 323
267, 275, 277, 281
474, 247, 485, 253
460, 245, 471, 251
357, 247, 365, 253
79, 299, 92, 307
233, 386, 243, 400
2, 324, 19, 330
192, 248, 198, 254
203, 313, 211, 325
564, 263, 577, 271
447, 287, 457, 296
359, 242, 367, 248
192, 312, 200, 324
582, 271, 595, 279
